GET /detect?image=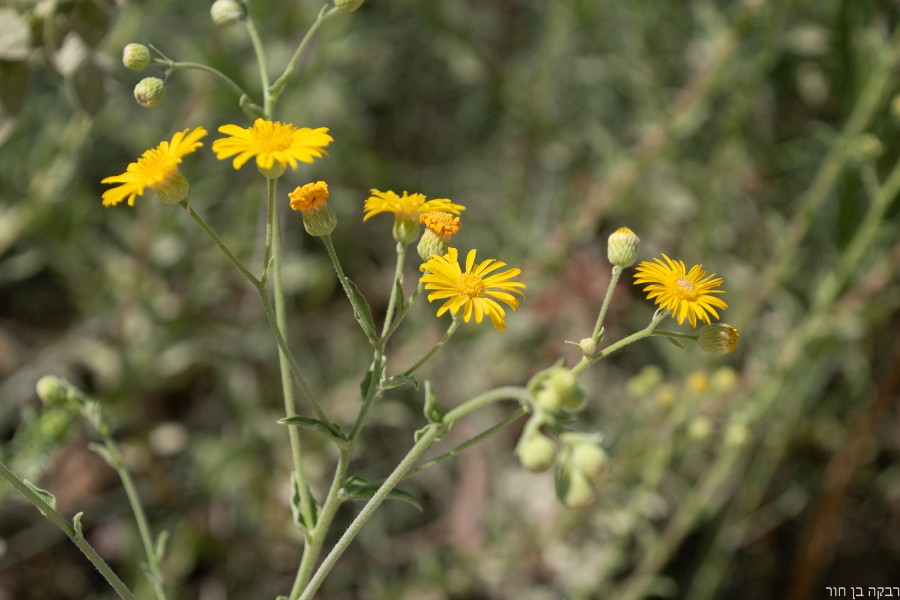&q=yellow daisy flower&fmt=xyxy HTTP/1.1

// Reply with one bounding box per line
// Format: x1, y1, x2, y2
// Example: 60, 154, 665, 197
101, 127, 207, 207
212, 118, 332, 177
420, 247, 526, 331
363, 189, 465, 221
633, 254, 727, 327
